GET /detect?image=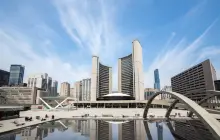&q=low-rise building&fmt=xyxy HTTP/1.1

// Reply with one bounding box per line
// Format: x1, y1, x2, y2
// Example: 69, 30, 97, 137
144, 88, 160, 100
215, 80, 220, 91
0, 87, 48, 107
0, 69, 10, 87
60, 82, 70, 97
